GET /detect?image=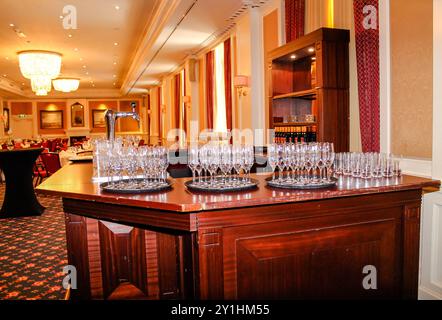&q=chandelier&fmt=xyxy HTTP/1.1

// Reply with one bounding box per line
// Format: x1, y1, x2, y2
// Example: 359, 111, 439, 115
17, 50, 62, 95
31, 76, 53, 96
53, 78, 80, 93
